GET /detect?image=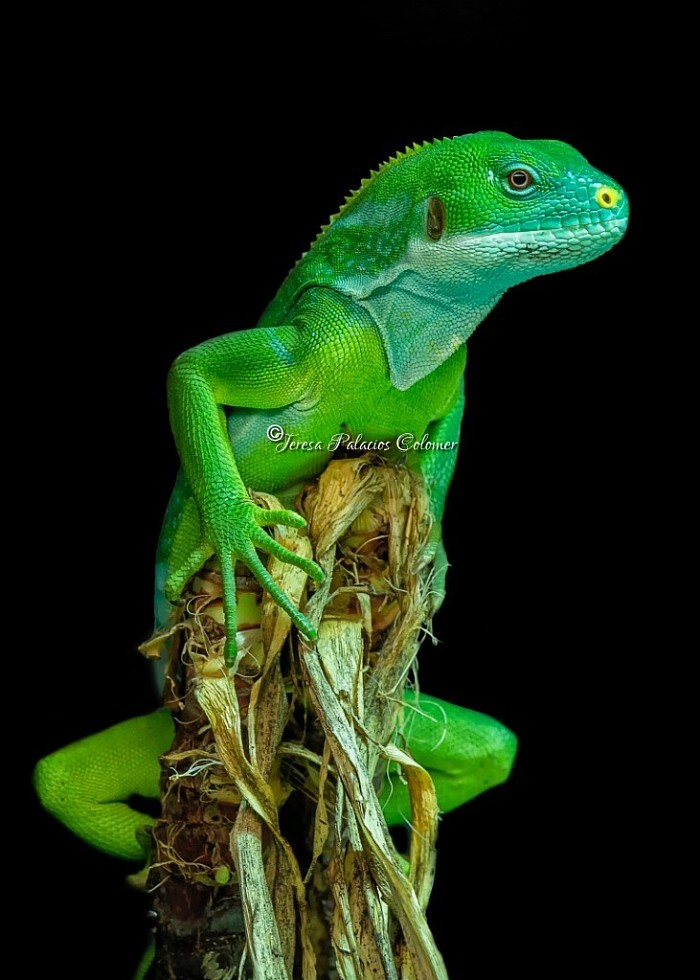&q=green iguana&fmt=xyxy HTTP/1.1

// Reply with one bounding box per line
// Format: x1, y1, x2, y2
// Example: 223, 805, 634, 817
34, 131, 627, 974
